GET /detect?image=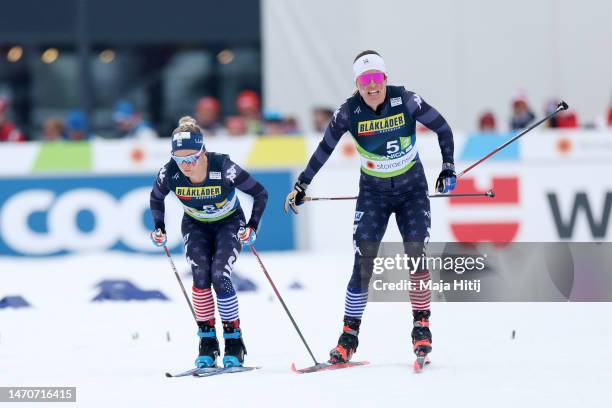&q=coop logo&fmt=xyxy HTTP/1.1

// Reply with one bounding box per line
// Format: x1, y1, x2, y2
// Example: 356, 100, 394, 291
0, 176, 168, 256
